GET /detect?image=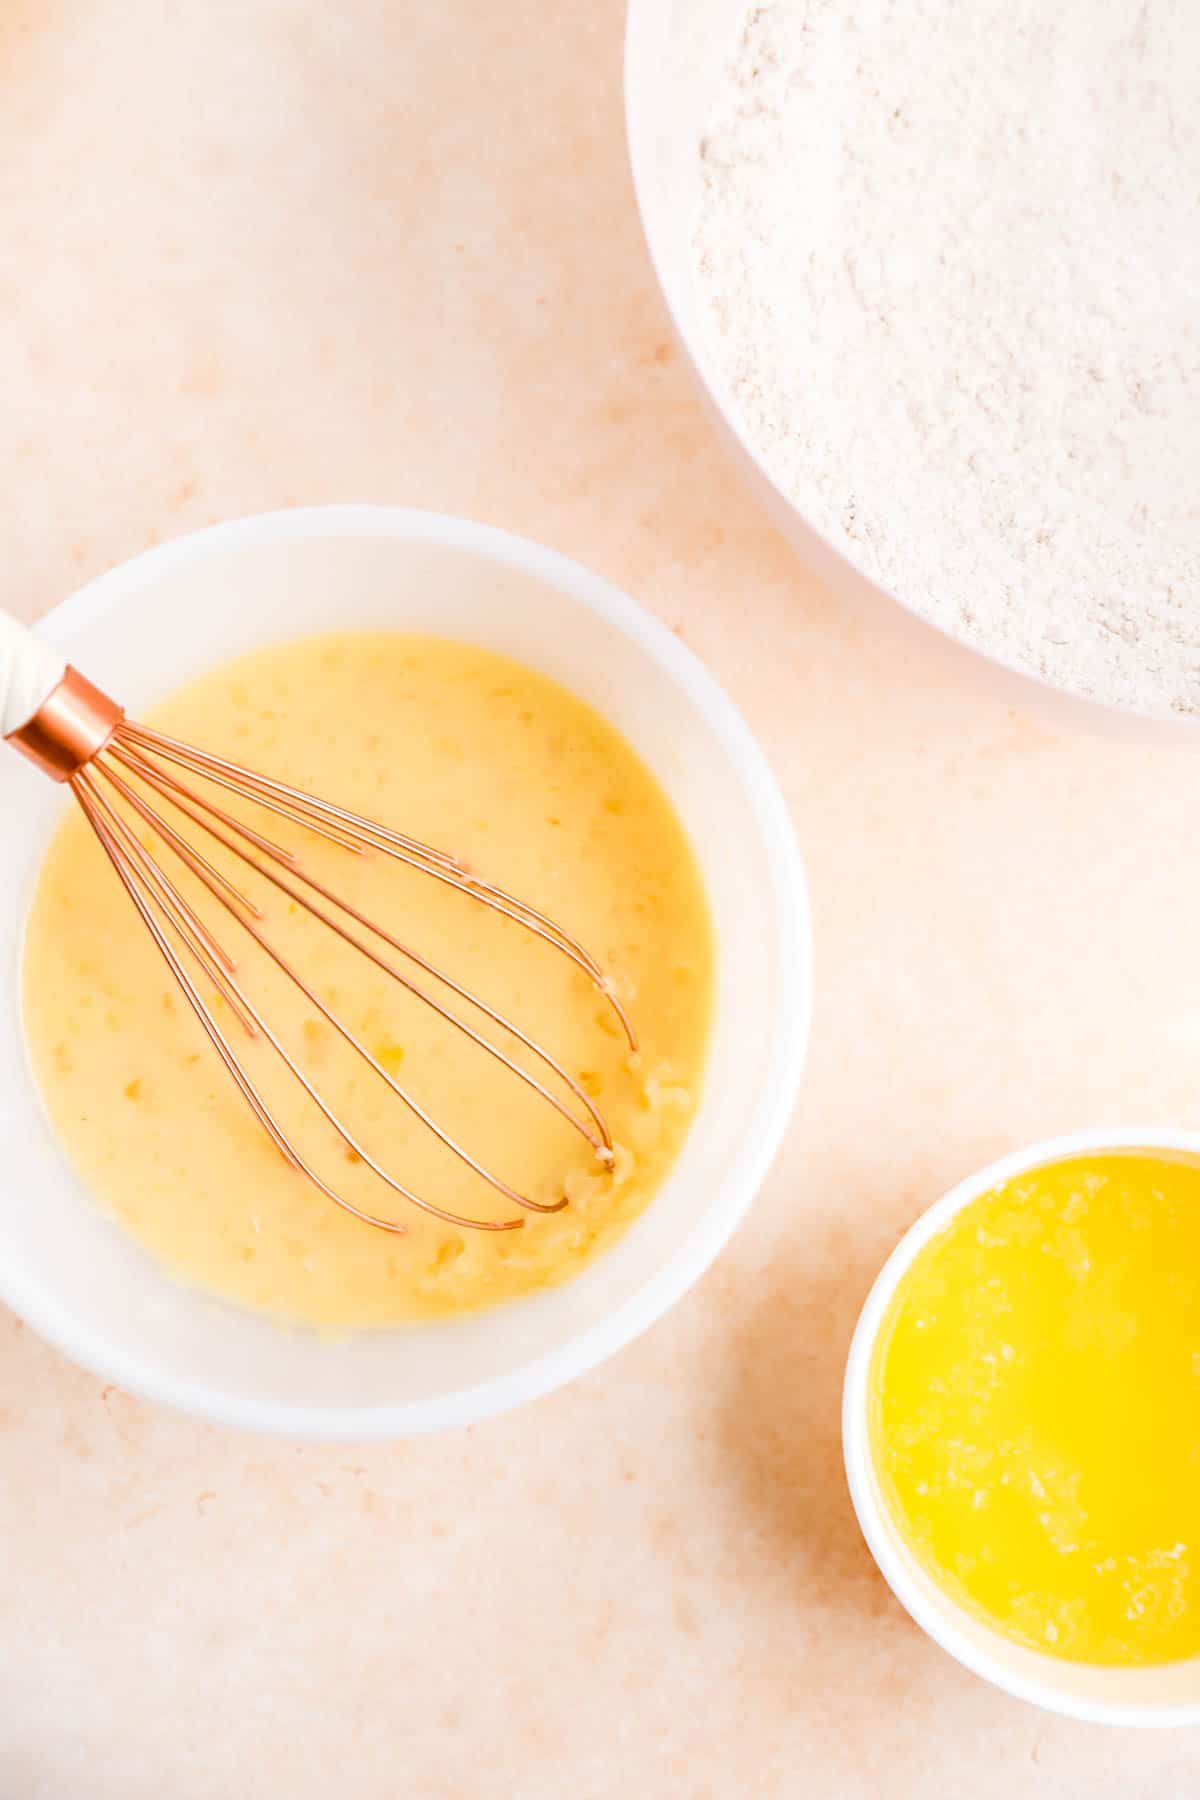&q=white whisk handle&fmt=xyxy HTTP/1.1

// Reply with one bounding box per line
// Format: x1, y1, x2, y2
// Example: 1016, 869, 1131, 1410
0, 608, 68, 739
